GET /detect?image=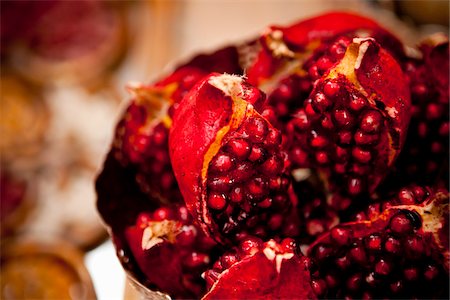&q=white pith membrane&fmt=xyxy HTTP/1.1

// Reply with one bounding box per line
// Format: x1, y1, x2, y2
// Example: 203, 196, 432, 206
262, 240, 295, 274
141, 220, 181, 250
